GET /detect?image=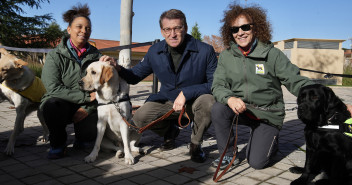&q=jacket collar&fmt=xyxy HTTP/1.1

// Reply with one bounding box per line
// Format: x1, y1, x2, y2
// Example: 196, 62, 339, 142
156, 34, 198, 54
229, 39, 273, 59
56, 35, 99, 64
